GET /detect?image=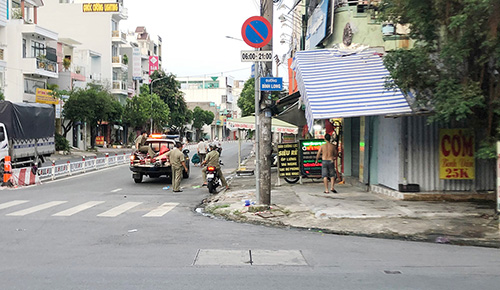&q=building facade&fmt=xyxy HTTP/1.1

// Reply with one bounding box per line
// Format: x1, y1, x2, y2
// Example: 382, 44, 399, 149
283, 0, 494, 197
